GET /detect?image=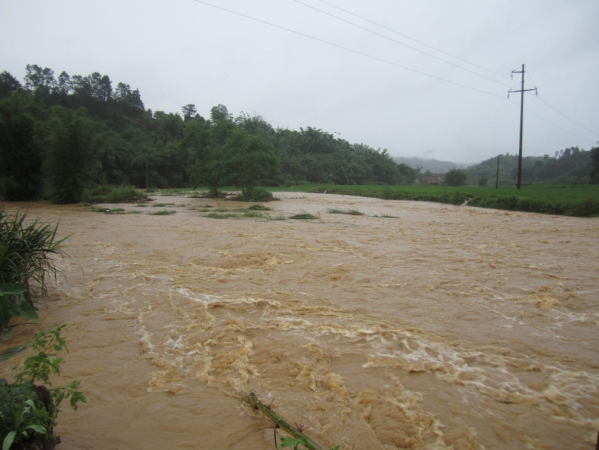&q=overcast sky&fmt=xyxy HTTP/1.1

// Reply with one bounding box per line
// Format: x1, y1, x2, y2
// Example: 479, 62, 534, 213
1, 0, 598, 164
